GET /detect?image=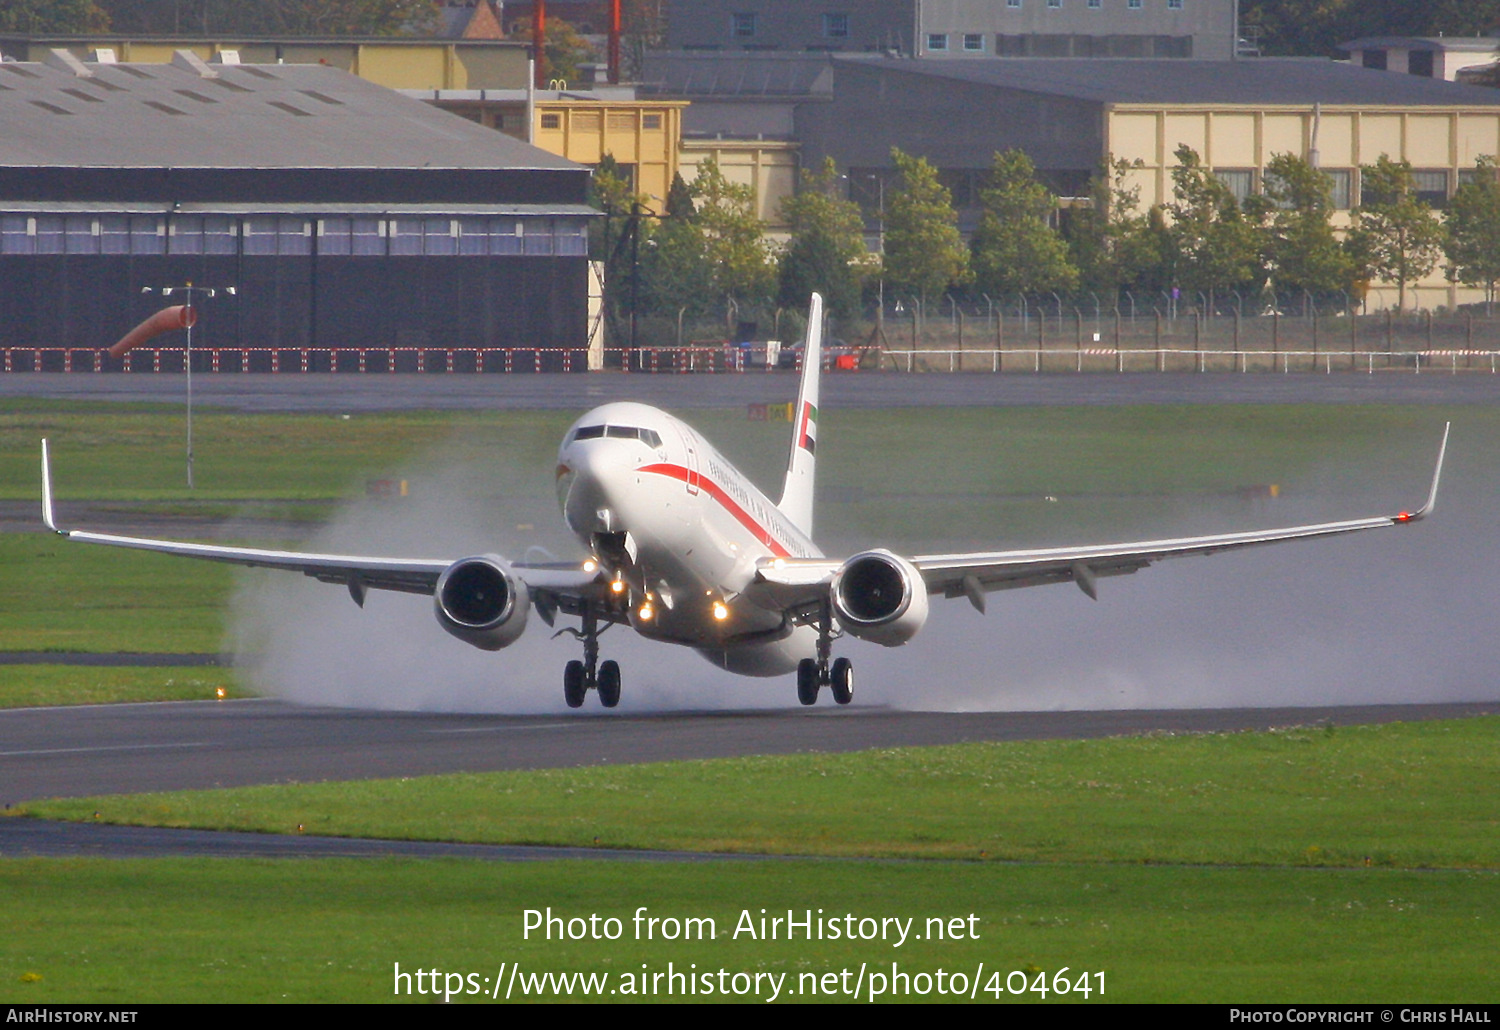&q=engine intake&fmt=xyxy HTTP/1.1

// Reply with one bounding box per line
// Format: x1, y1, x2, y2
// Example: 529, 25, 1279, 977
831, 549, 929, 647
434, 555, 530, 651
